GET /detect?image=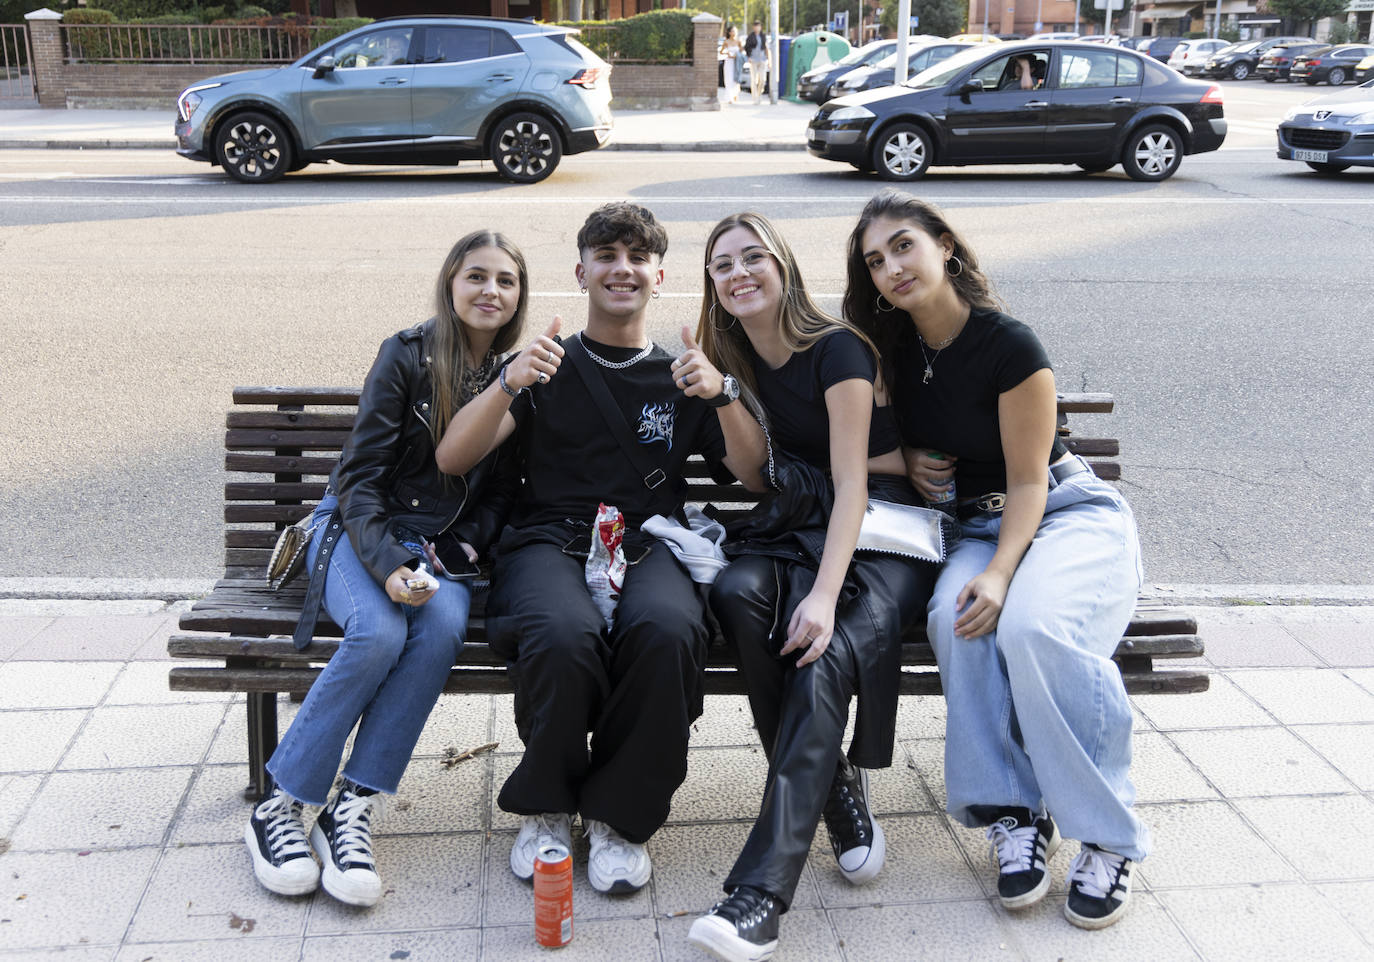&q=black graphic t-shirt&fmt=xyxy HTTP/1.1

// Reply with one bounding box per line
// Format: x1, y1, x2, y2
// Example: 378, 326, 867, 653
506, 335, 731, 529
